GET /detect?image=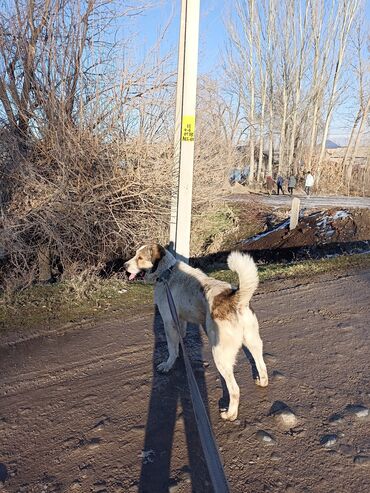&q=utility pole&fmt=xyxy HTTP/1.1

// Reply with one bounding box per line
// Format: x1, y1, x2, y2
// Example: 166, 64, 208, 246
169, 0, 200, 263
